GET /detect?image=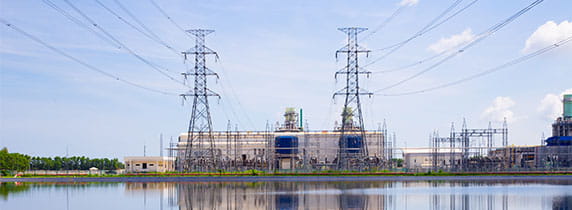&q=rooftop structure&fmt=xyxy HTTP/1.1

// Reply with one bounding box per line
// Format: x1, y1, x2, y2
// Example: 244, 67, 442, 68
548, 94, 572, 146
